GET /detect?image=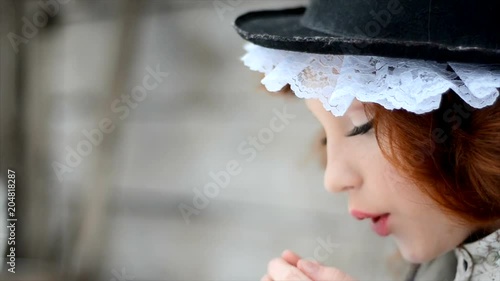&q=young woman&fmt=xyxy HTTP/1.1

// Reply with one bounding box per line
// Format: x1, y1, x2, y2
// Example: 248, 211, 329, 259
234, 0, 500, 280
